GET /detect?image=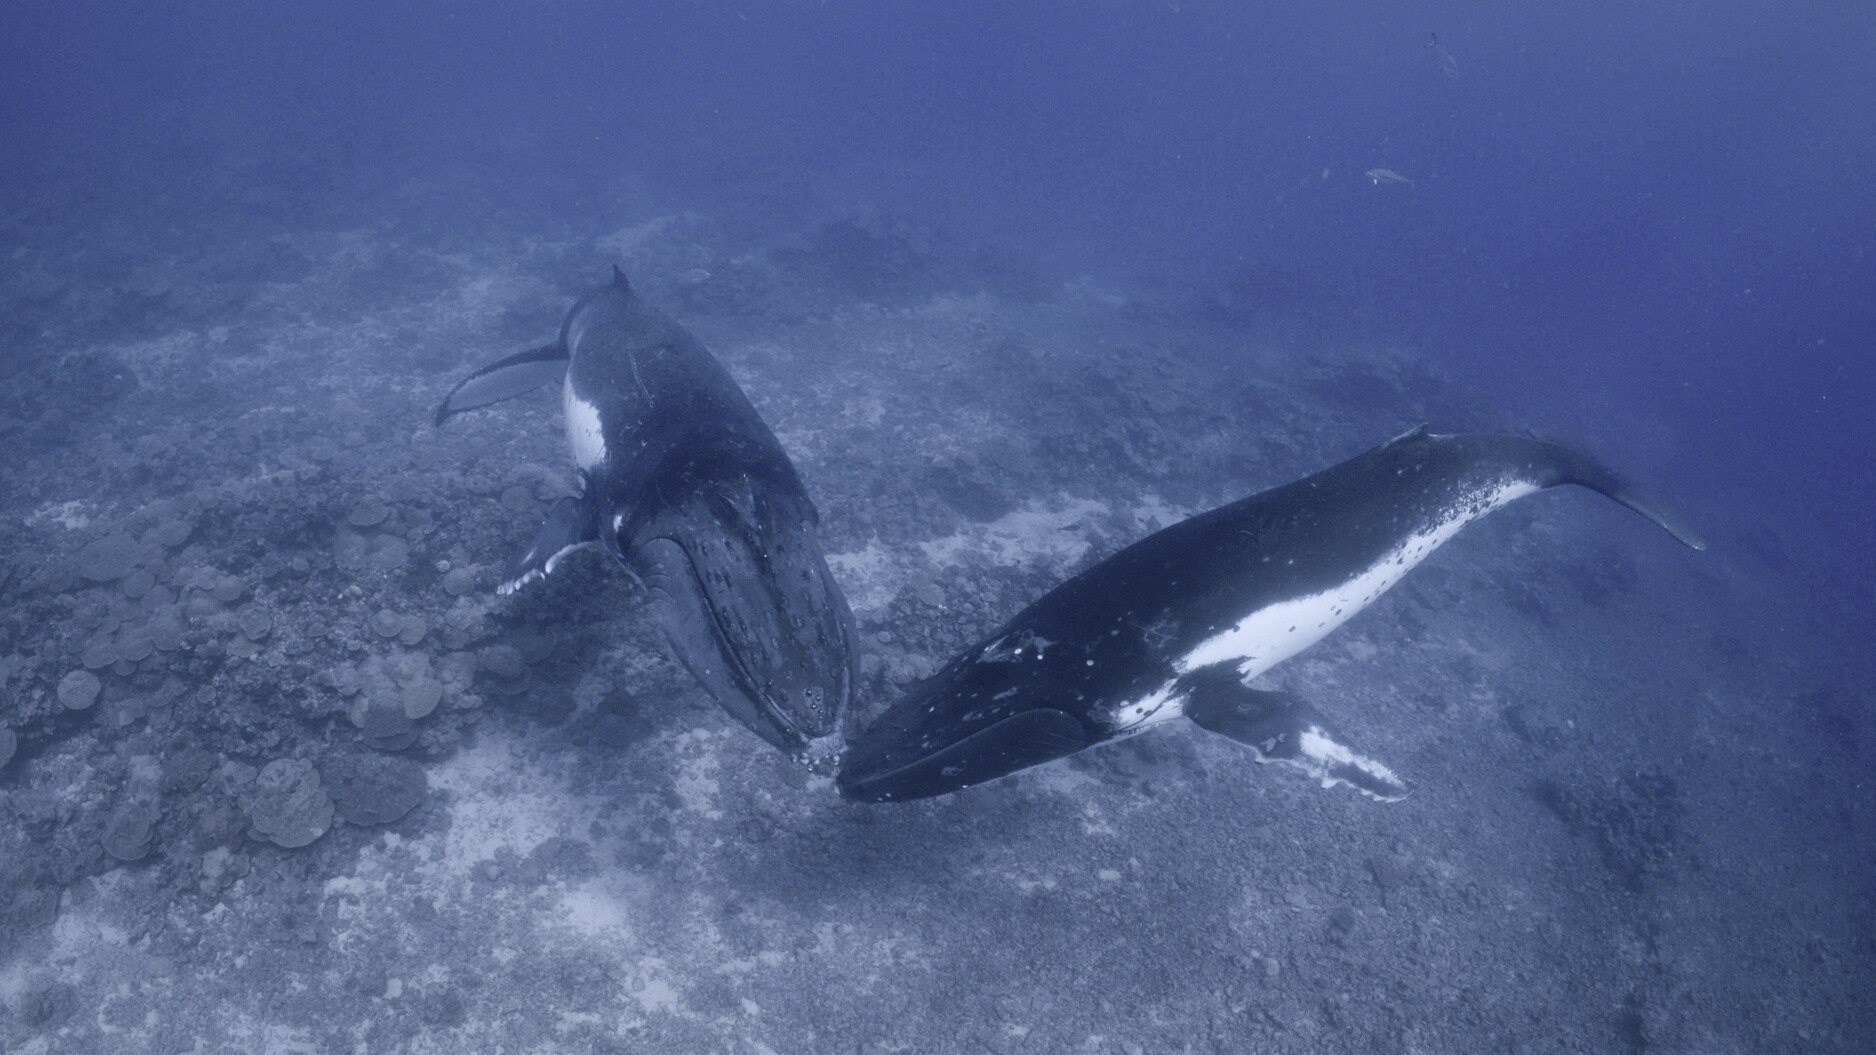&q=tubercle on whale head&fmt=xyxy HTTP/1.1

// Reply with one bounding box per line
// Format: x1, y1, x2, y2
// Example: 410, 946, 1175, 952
698, 621, 855, 761
745, 668, 855, 763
